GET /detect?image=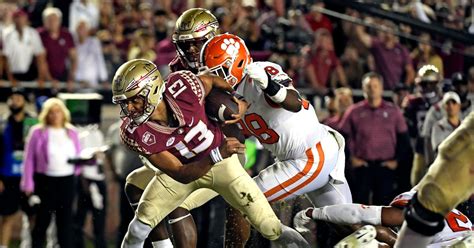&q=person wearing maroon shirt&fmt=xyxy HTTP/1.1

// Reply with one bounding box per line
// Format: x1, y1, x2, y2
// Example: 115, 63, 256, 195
304, 2, 333, 33
339, 72, 409, 205
355, 20, 415, 90
38, 7, 77, 92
